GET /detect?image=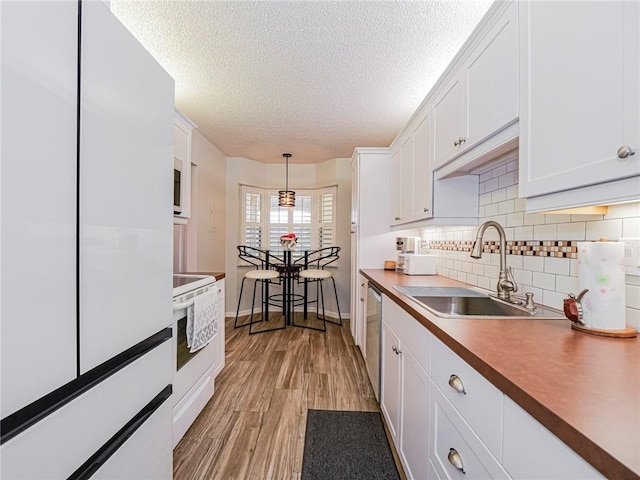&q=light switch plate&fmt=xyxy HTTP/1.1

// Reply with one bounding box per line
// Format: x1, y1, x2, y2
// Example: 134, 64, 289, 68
621, 238, 640, 276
